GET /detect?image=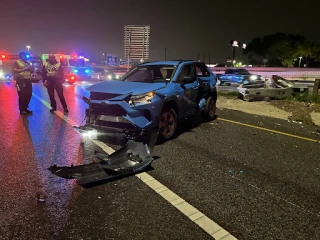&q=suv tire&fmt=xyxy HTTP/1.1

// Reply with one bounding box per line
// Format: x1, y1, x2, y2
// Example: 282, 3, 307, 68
158, 108, 178, 140
202, 96, 216, 121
